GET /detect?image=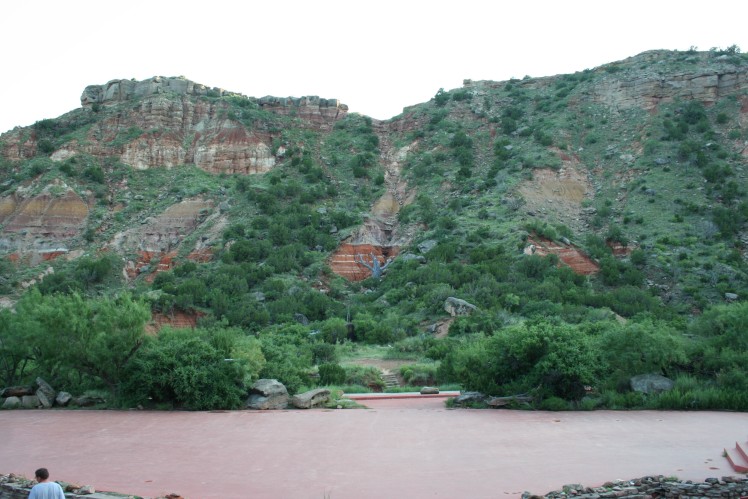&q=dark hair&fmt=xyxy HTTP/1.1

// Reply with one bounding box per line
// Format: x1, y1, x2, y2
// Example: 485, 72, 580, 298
35, 468, 49, 480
